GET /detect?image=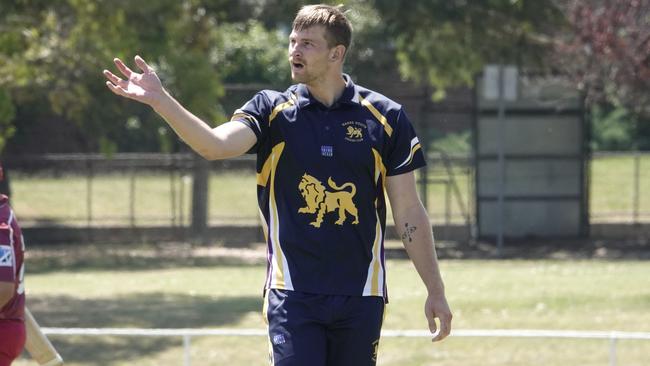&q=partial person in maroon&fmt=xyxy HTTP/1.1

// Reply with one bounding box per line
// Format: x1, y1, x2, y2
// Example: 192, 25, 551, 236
0, 164, 27, 366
